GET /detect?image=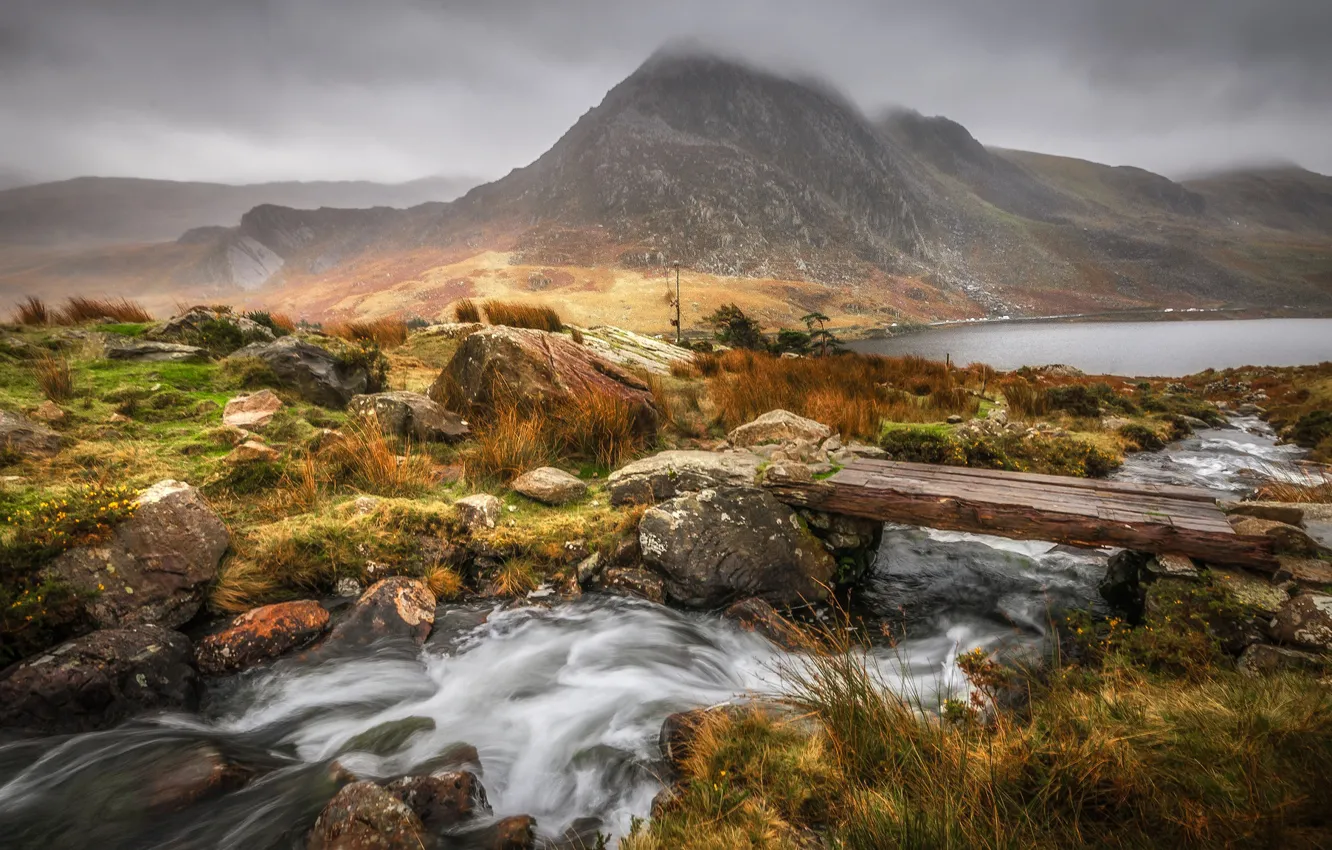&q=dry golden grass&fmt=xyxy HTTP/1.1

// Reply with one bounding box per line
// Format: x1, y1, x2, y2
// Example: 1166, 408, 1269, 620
13, 296, 51, 325
59, 296, 153, 323
319, 414, 435, 496
707, 351, 980, 439
32, 353, 73, 402
210, 556, 279, 613
328, 315, 409, 349
482, 299, 563, 332
490, 557, 540, 597
1254, 463, 1332, 503
462, 404, 554, 483
453, 298, 481, 323
270, 312, 297, 334
427, 566, 464, 600
1002, 376, 1050, 419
